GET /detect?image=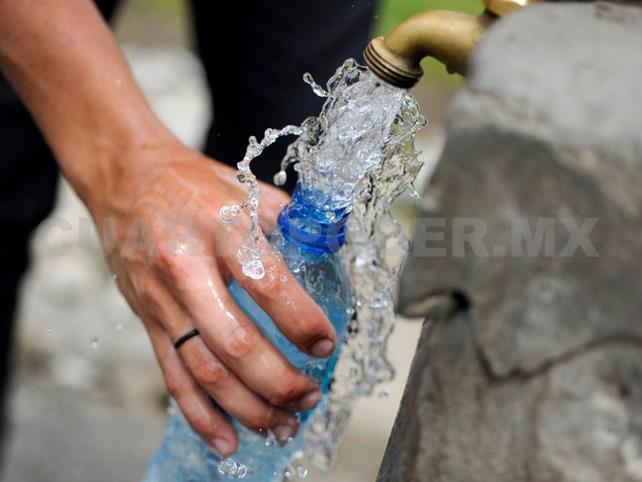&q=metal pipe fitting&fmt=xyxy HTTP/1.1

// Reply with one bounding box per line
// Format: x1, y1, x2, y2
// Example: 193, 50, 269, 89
364, 0, 538, 88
